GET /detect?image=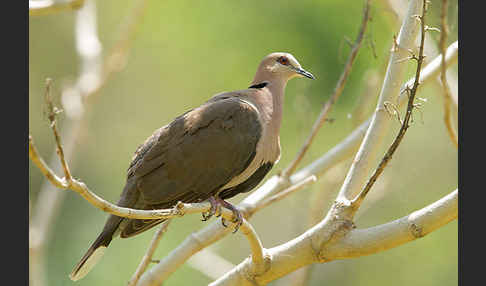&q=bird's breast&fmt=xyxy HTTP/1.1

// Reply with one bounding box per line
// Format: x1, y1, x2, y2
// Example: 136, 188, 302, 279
221, 120, 280, 190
